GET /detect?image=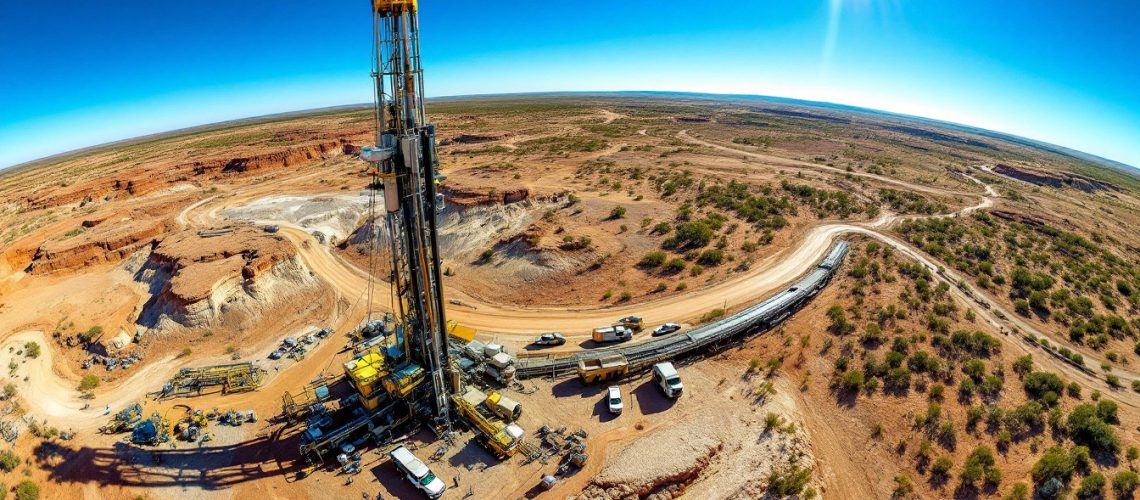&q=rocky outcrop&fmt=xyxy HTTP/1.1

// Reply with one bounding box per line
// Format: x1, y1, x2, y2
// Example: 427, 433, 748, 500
440, 132, 513, 145
134, 226, 312, 330
27, 216, 169, 274
993, 163, 1120, 193
442, 186, 530, 209
24, 140, 359, 209
218, 141, 341, 174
